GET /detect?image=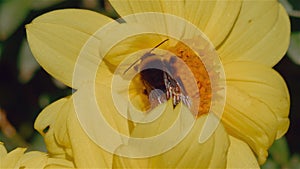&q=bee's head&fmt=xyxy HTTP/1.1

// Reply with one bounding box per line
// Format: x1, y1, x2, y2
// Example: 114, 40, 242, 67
138, 54, 163, 72
123, 39, 169, 75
